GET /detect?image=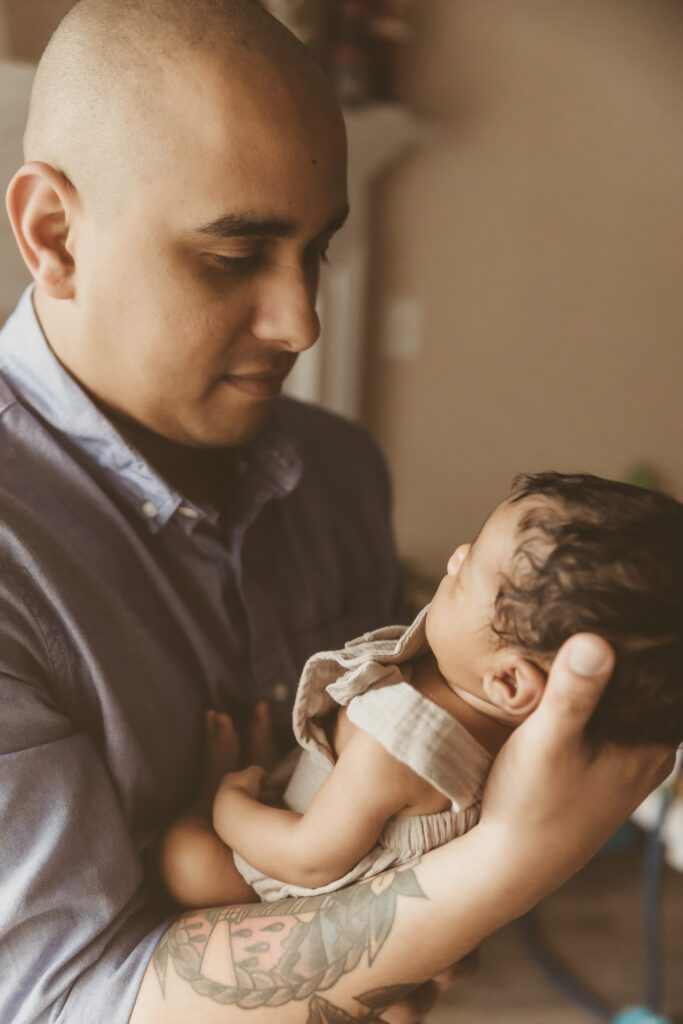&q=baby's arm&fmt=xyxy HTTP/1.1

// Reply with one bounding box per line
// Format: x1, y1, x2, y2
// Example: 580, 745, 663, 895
213, 727, 425, 888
